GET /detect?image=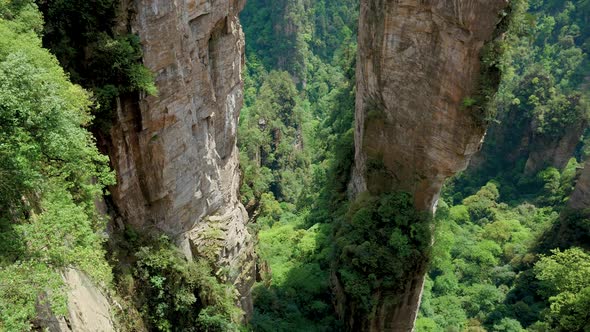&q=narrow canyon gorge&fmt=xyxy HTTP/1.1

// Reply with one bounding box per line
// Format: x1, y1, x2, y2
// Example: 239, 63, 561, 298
2, 0, 590, 329
94, 0, 510, 330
